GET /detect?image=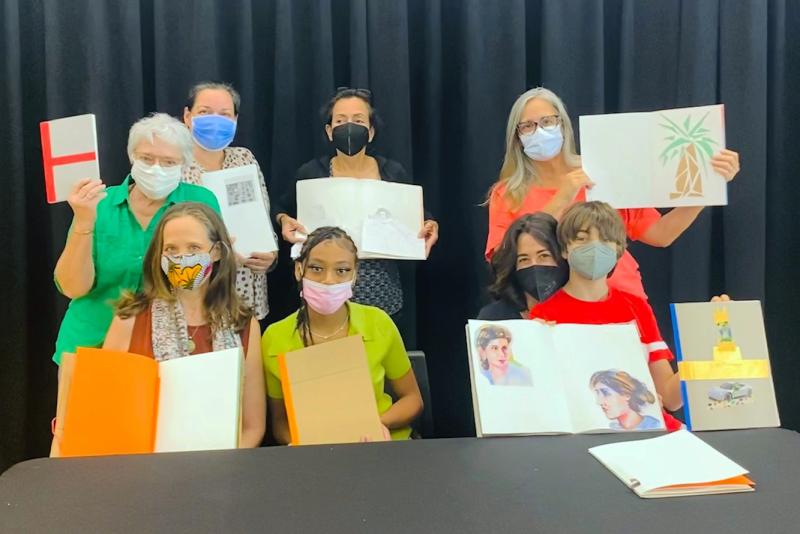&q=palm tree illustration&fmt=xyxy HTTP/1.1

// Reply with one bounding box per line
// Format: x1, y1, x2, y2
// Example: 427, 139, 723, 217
659, 112, 717, 199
